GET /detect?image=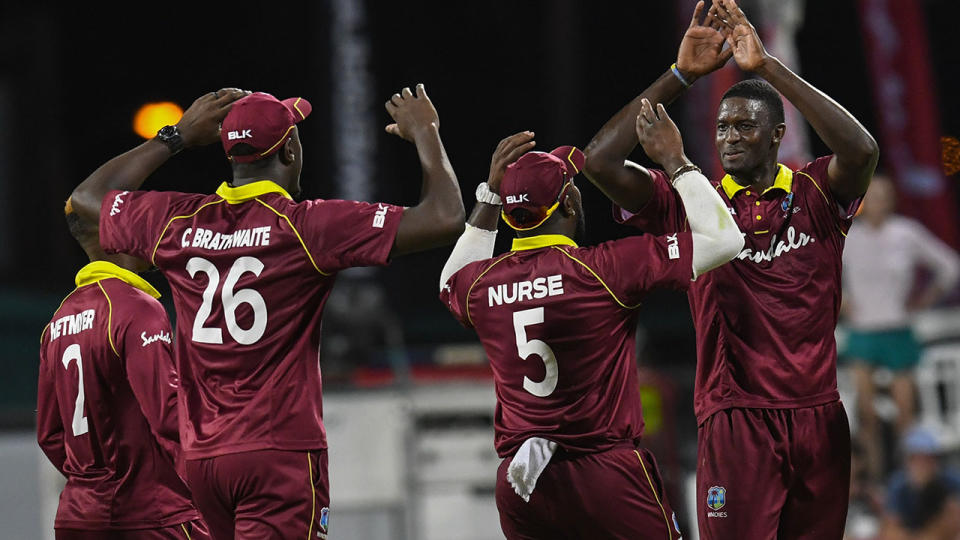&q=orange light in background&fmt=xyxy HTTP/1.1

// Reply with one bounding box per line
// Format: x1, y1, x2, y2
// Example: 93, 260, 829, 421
133, 102, 184, 139
942, 136, 960, 176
